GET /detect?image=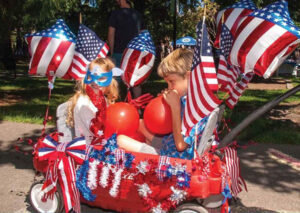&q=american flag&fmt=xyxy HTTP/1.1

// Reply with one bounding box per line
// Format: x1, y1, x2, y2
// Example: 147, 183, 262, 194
69, 24, 109, 80
226, 72, 254, 109
217, 24, 240, 92
214, 0, 256, 48
182, 18, 221, 135
229, 0, 300, 78
25, 19, 76, 80
121, 30, 156, 87
224, 147, 247, 197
